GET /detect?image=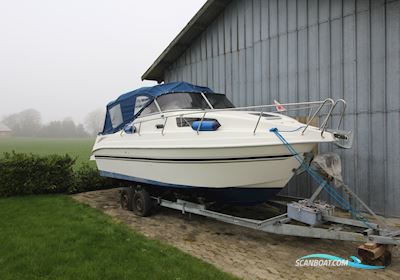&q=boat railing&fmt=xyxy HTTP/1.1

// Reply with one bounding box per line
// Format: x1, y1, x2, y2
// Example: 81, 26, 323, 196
301, 98, 347, 136
131, 99, 347, 136
301, 98, 335, 136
